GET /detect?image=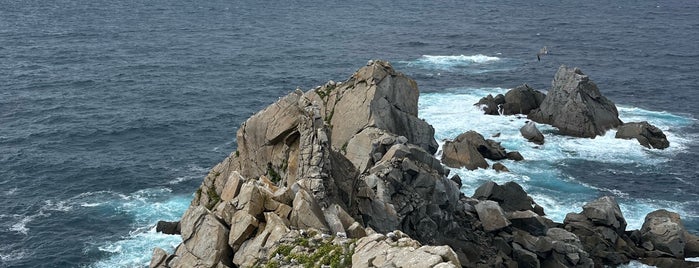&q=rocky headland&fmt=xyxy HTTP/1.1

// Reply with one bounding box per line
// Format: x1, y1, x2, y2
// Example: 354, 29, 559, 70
150, 61, 695, 267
